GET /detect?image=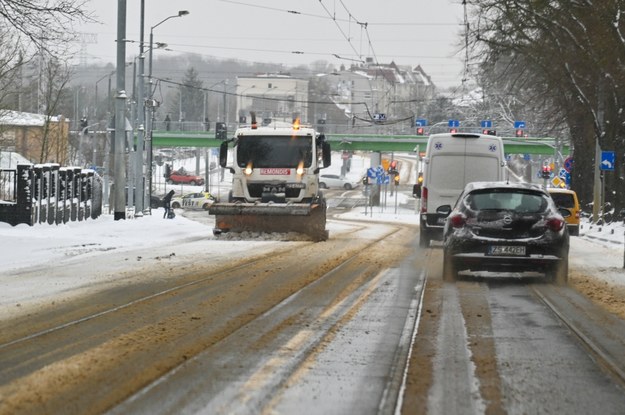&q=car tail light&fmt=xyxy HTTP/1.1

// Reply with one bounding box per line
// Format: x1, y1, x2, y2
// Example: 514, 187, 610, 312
546, 217, 565, 232
449, 213, 466, 228
421, 187, 428, 213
